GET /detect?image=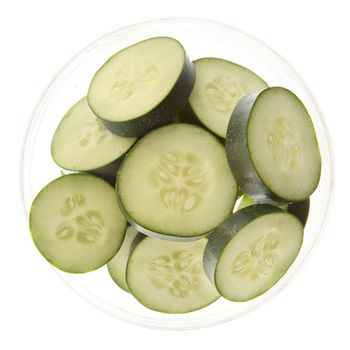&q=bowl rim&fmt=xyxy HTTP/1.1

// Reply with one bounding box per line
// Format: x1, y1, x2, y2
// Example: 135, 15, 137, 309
19, 16, 335, 330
